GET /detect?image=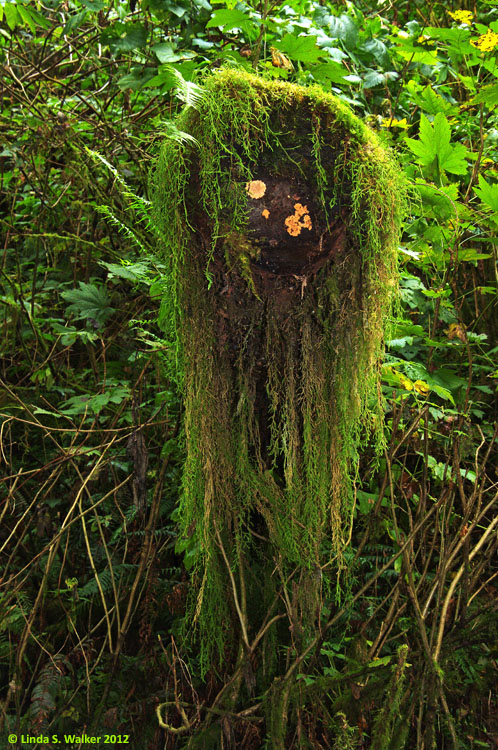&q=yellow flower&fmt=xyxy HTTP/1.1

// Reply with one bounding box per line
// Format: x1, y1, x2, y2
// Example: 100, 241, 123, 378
413, 380, 430, 396
398, 374, 414, 391
382, 117, 409, 129
470, 30, 498, 52
448, 10, 474, 25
